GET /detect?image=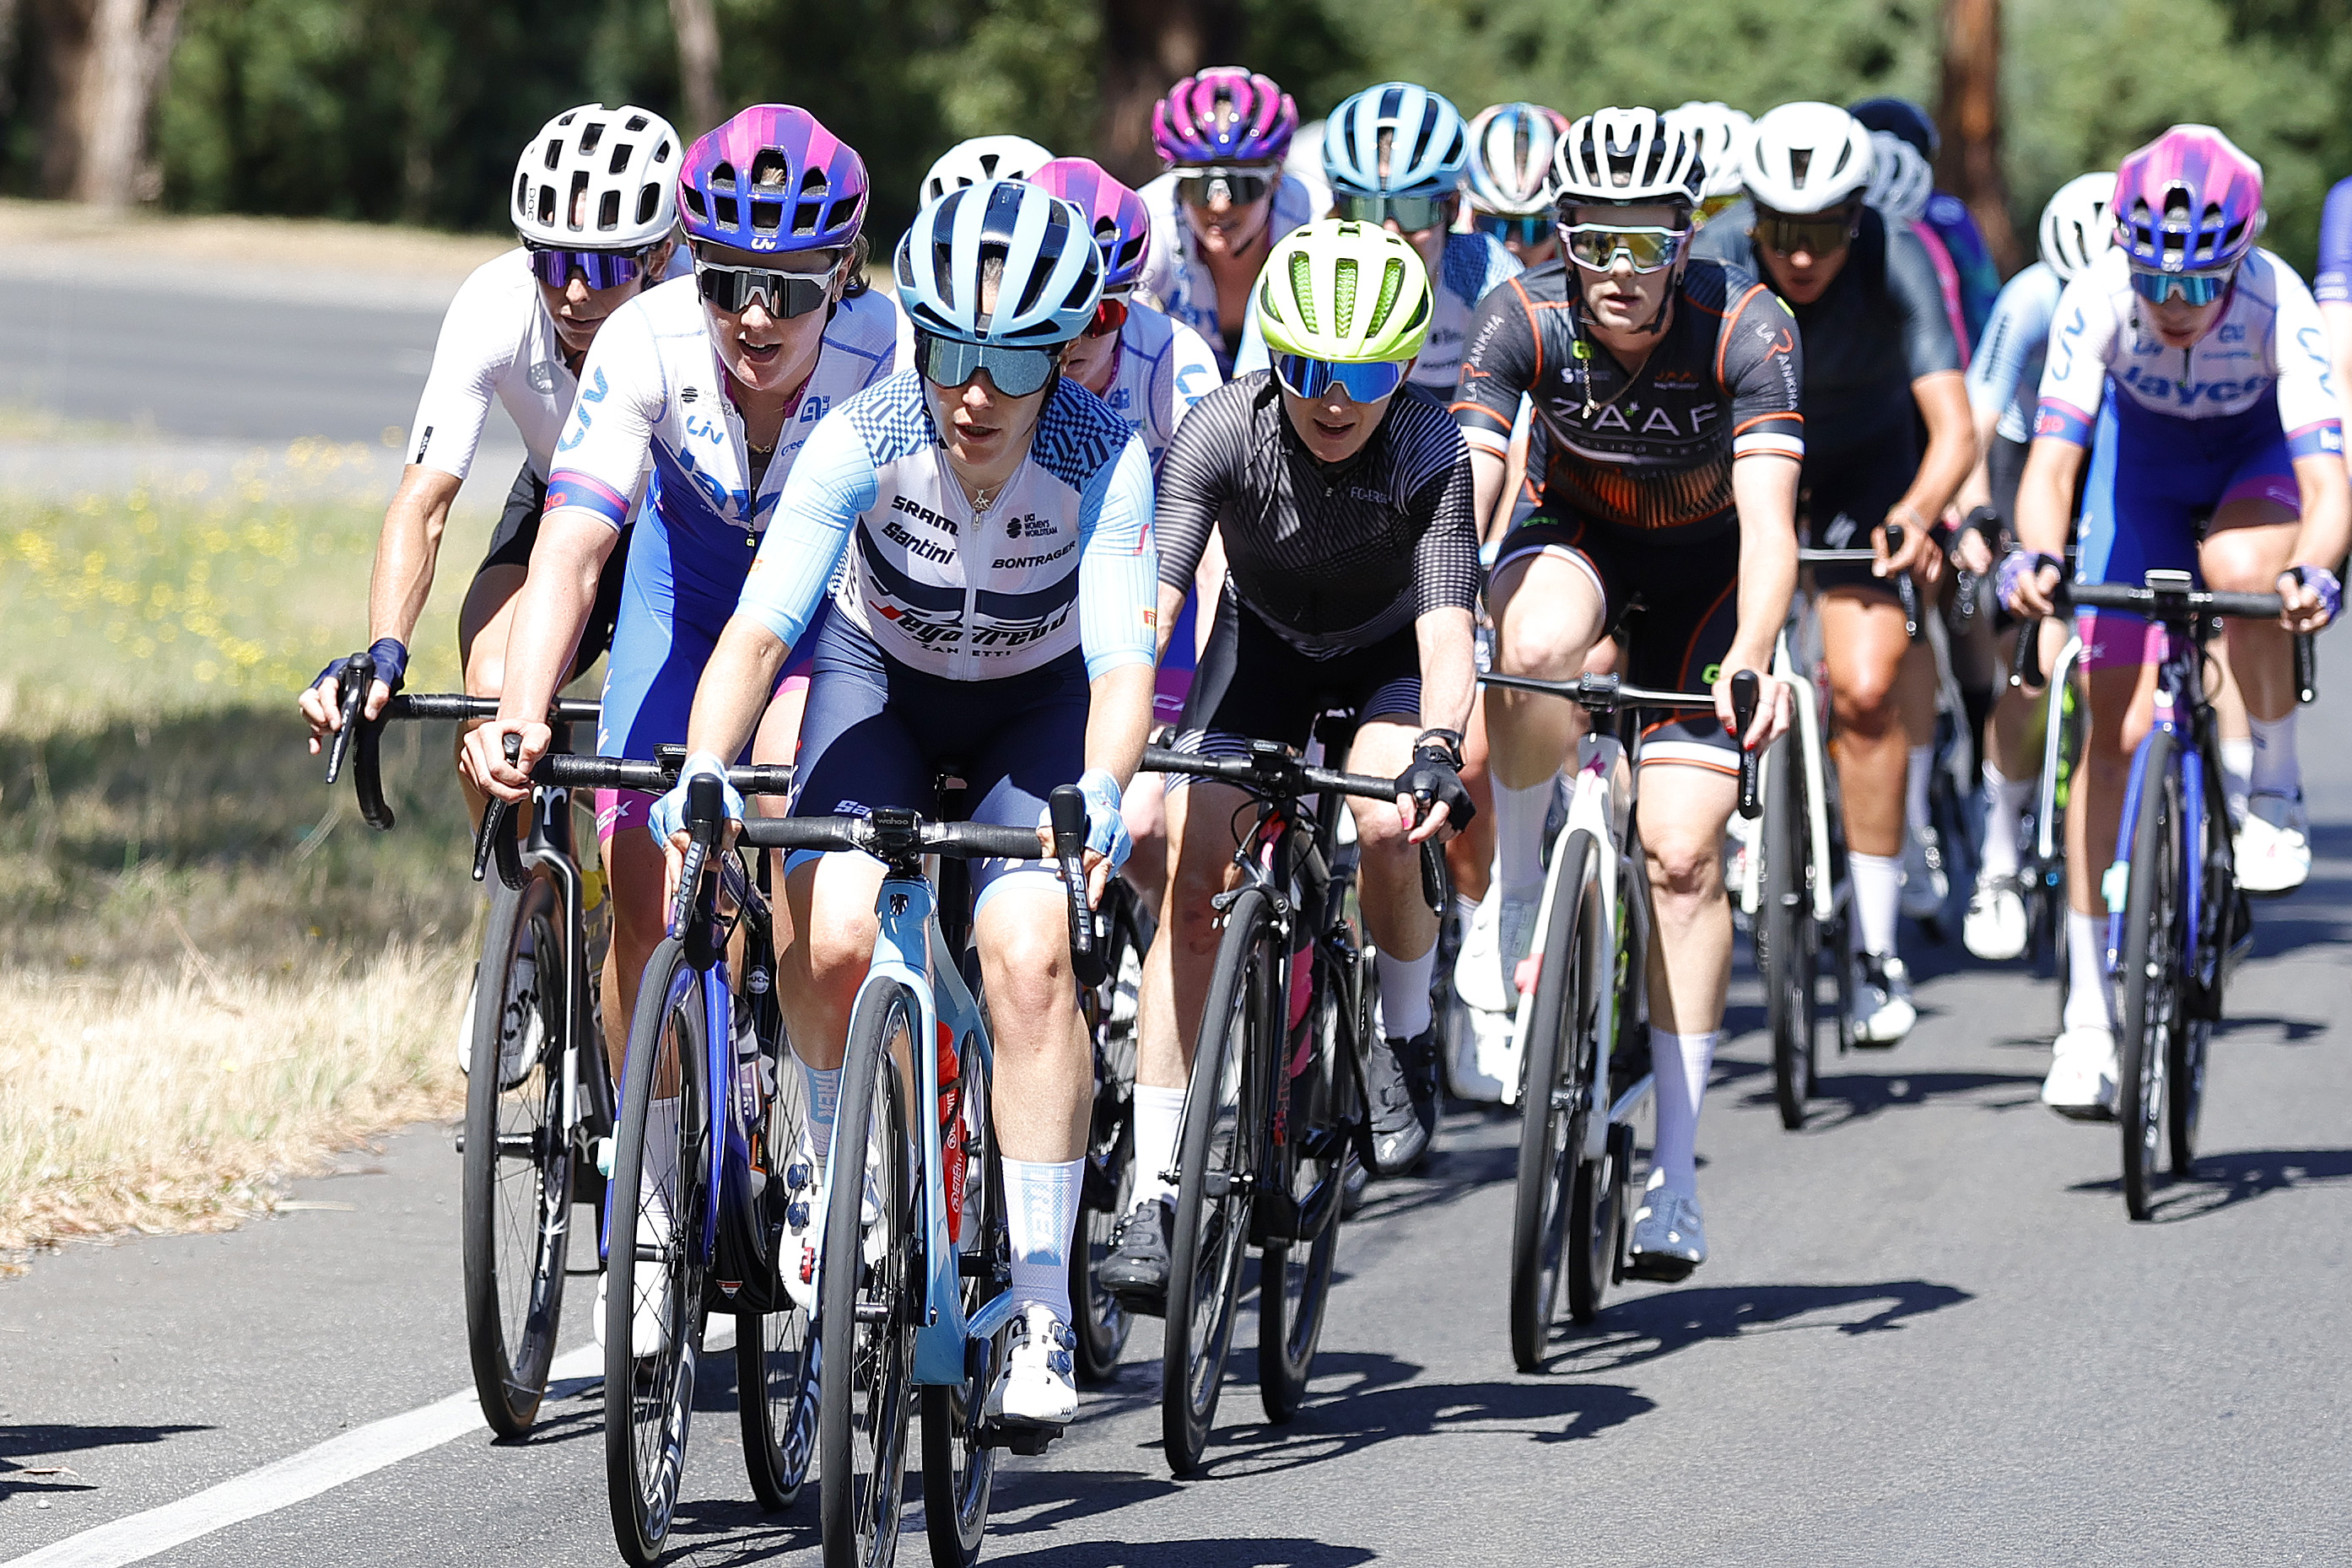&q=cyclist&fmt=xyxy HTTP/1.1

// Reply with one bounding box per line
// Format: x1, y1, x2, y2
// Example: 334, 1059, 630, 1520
1458, 106, 1800, 1278
2002, 125, 2347, 1115
2321, 175, 2352, 439
300, 104, 683, 773
1465, 102, 1570, 267
1135, 67, 1314, 373
1953, 171, 2113, 961
1102, 219, 1481, 1307
1674, 100, 1753, 225
1869, 132, 1972, 357
460, 105, 901, 1350
1850, 95, 1999, 342
1691, 100, 1974, 1045
920, 133, 1052, 207
647, 178, 1157, 1432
